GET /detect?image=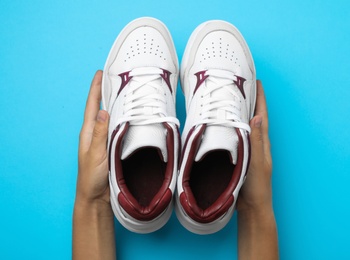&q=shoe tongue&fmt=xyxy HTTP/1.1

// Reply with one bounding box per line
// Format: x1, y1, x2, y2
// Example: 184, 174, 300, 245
121, 123, 167, 162
195, 125, 238, 164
